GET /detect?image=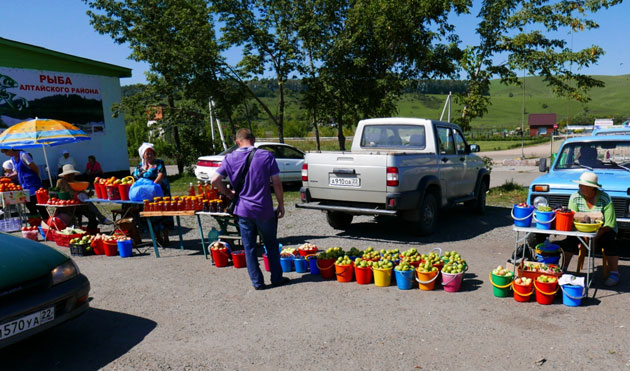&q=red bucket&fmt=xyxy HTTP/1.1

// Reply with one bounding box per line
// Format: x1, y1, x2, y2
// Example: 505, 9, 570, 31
317, 258, 336, 279
555, 210, 574, 231
262, 253, 270, 271
118, 184, 131, 201
211, 248, 230, 267
335, 263, 354, 282
535, 278, 558, 305
92, 239, 104, 255
94, 183, 104, 199
298, 248, 317, 257
513, 281, 534, 302
354, 266, 372, 284
231, 250, 247, 268
103, 241, 119, 256
106, 185, 121, 200
35, 192, 48, 204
